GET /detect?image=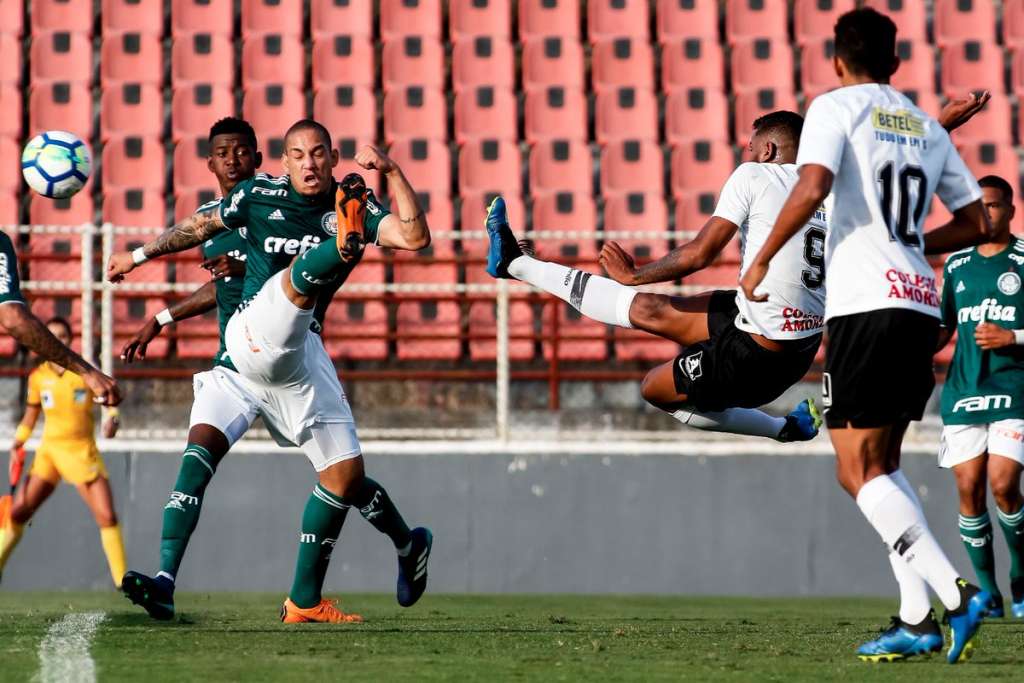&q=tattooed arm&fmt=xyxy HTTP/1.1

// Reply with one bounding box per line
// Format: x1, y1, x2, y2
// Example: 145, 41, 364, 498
107, 210, 227, 283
